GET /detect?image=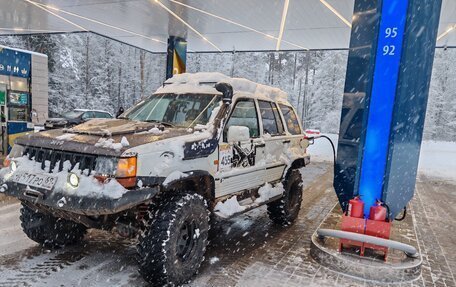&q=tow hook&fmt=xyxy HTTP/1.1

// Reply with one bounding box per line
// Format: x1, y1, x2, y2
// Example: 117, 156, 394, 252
23, 188, 44, 200
57, 197, 67, 207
